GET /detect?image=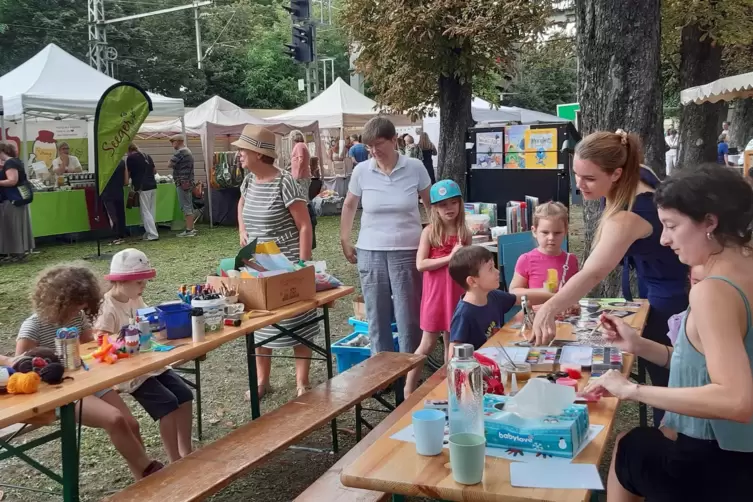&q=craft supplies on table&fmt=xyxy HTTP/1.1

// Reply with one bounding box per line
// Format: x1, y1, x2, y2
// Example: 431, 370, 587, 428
156, 303, 193, 340
54, 327, 81, 370
191, 308, 206, 343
